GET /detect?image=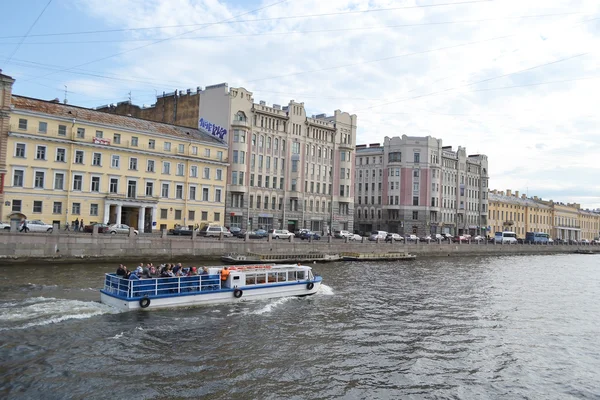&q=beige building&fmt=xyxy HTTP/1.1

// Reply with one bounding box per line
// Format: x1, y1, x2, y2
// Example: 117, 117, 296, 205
0, 74, 228, 232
